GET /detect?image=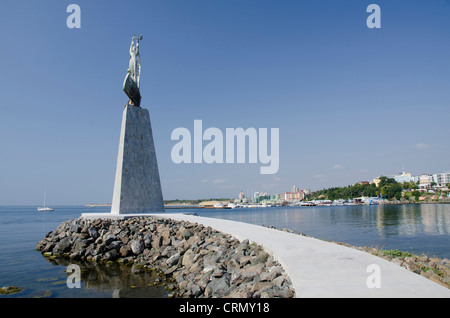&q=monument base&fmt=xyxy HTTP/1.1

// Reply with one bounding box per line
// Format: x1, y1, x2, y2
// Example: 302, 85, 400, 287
110, 104, 164, 214
81, 213, 159, 220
